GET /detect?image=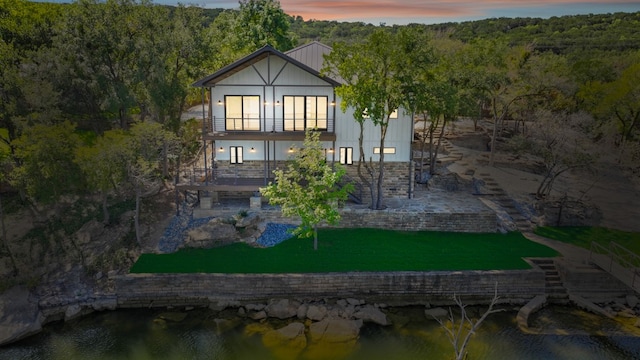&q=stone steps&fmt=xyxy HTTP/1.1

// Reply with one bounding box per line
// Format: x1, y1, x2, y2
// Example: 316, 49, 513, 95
530, 259, 568, 301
